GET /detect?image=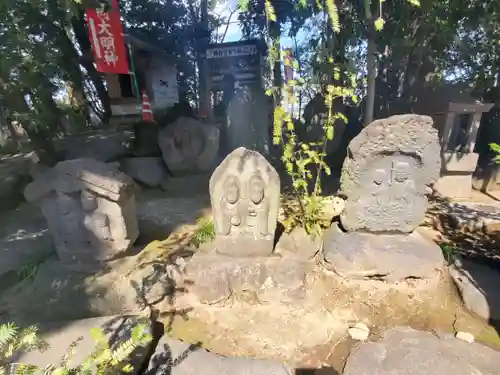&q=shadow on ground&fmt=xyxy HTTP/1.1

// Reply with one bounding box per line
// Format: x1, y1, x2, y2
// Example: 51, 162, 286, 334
424, 193, 500, 340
